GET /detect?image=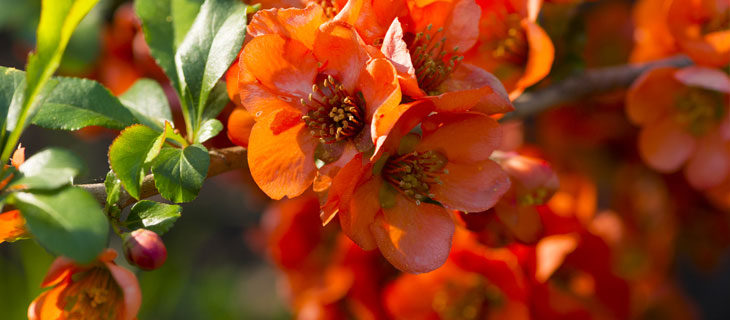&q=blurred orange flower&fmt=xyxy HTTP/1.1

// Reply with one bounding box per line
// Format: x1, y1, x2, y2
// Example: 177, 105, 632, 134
28, 249, 141, 320
626, 66, 730, 189
463, 0, 554, 99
